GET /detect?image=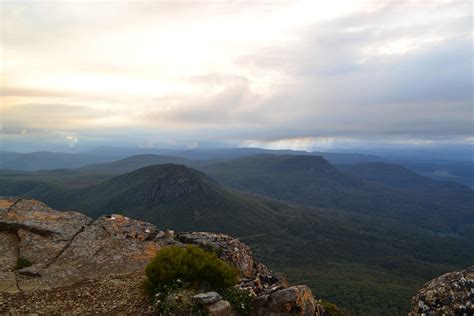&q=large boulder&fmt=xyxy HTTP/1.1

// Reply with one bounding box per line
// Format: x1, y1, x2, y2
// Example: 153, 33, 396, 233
410, 266, 473, 316
251, 285, 324, 316
203, 300, 233, 316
